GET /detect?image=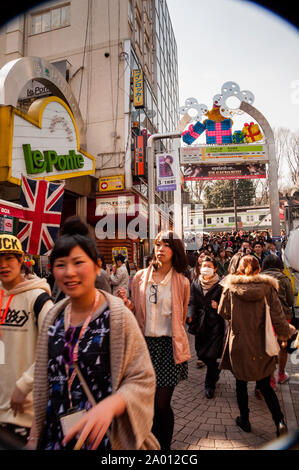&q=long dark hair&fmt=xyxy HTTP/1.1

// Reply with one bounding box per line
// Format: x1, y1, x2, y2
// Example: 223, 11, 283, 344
151, 230, 188, 274
50, 216, 99, 270
262, 254, 283, 271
